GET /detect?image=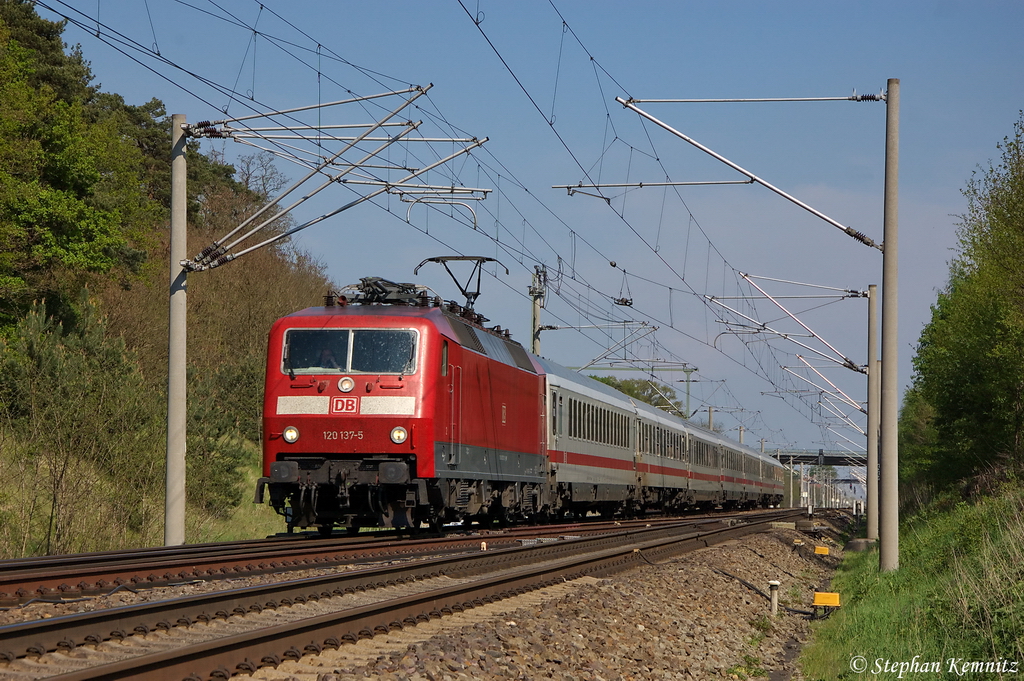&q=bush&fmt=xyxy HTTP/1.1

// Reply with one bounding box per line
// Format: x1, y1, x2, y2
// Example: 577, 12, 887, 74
0, 293, 162, 555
